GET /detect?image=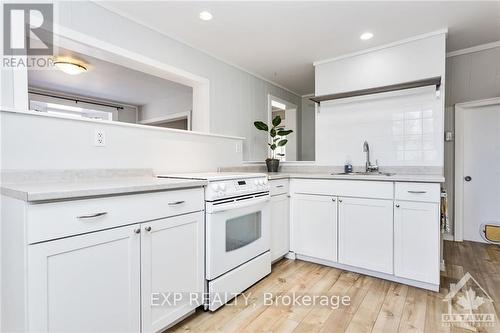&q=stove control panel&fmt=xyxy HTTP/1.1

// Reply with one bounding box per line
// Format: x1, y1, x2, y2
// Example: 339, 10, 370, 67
206, 177, 269, 200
